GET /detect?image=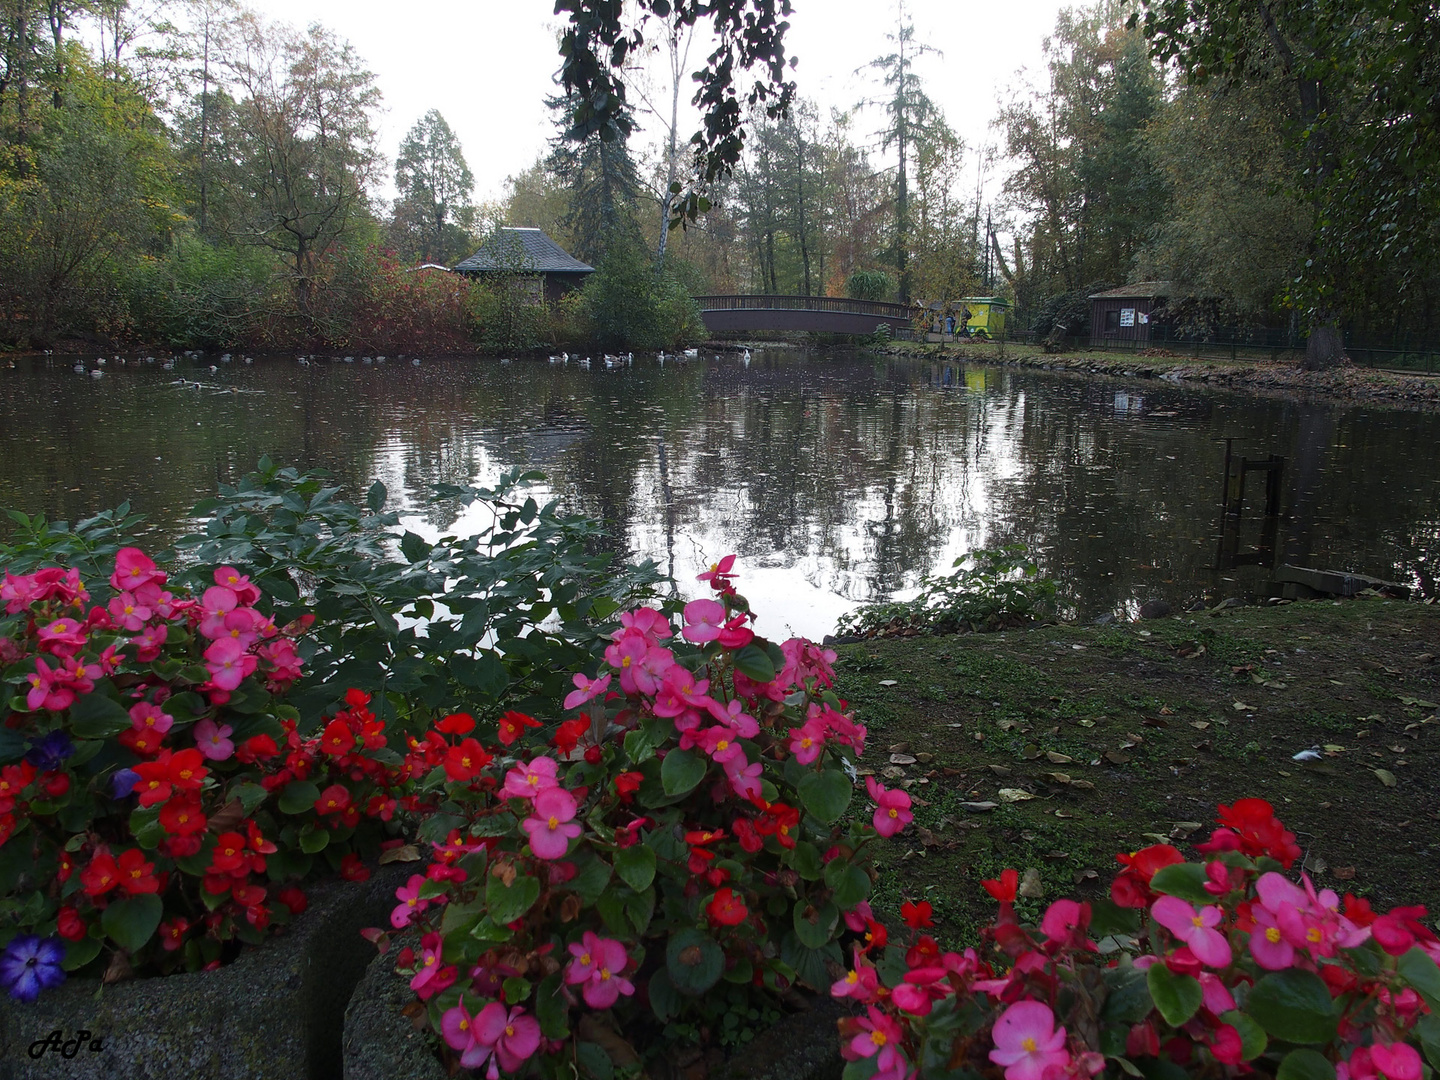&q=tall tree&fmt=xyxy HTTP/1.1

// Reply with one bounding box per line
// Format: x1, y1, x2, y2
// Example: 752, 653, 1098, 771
1134, 0, 1440, 366
553, 0, 796, 223
547, 91, 642, 267
860, 3, 942, 304
209, 15, 382, 314
392, 108, 475, 265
